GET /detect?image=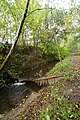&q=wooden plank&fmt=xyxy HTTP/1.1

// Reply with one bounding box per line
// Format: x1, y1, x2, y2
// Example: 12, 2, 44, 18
32, 75, 63, 82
